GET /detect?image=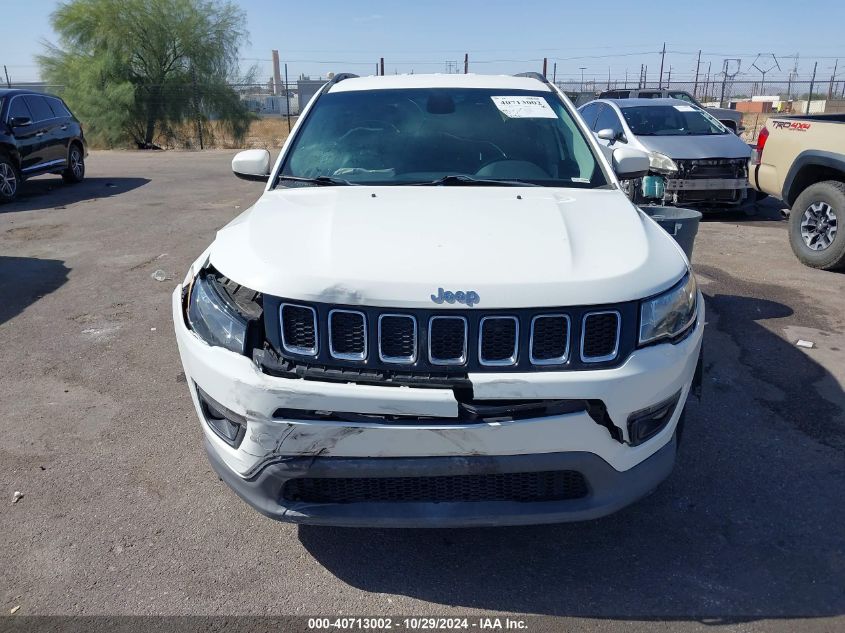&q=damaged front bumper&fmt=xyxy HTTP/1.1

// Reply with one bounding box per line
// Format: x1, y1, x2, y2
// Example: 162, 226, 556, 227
173, 286, 704, 527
